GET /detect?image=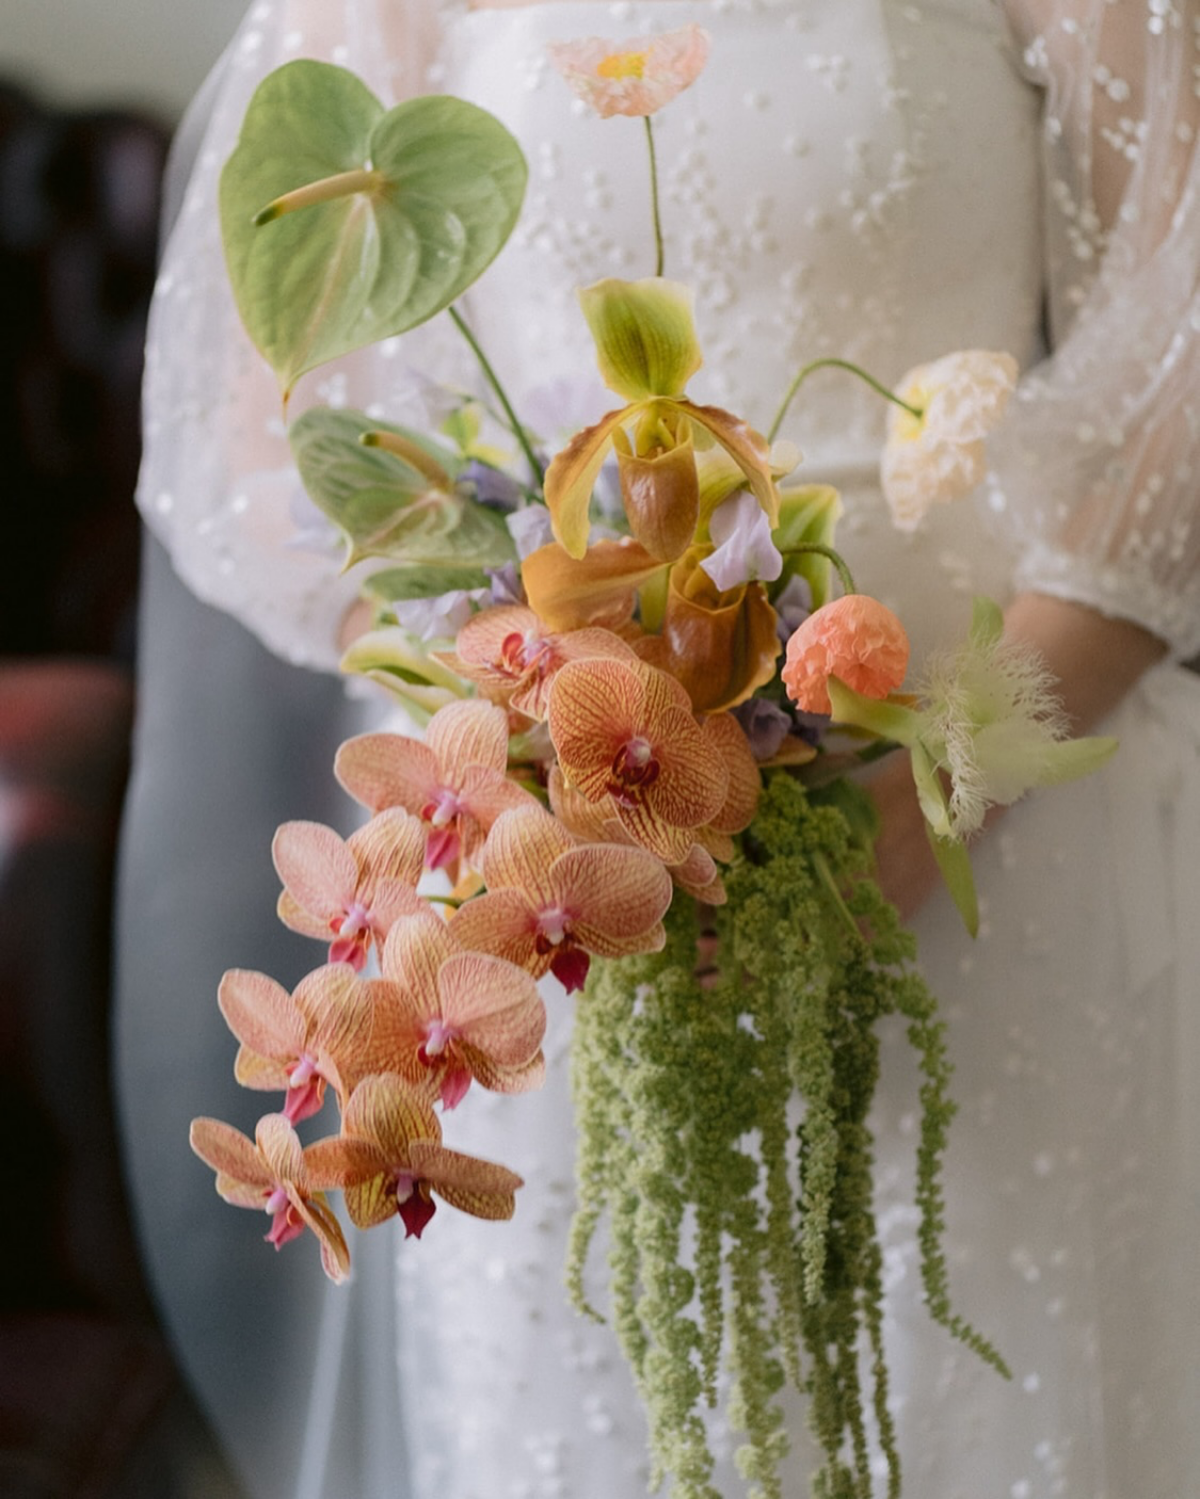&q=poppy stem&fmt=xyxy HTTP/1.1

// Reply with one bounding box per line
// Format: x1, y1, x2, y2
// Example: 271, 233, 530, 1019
767, 357, 924, 444
782, 541, 857, 599
447, 305, 544, 486
644, 117, 665, 277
